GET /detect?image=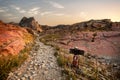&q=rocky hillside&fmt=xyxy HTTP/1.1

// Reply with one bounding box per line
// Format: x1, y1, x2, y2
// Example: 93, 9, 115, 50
40, 19, 120, 63
19, 17, 42, 32
39, 19, 120, 80
0, 20, 33, 56
42, 19, 120, 34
